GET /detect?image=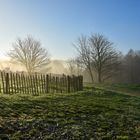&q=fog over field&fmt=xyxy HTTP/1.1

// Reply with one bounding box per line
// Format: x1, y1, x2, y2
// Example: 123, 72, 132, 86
0, 59, 68, 74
